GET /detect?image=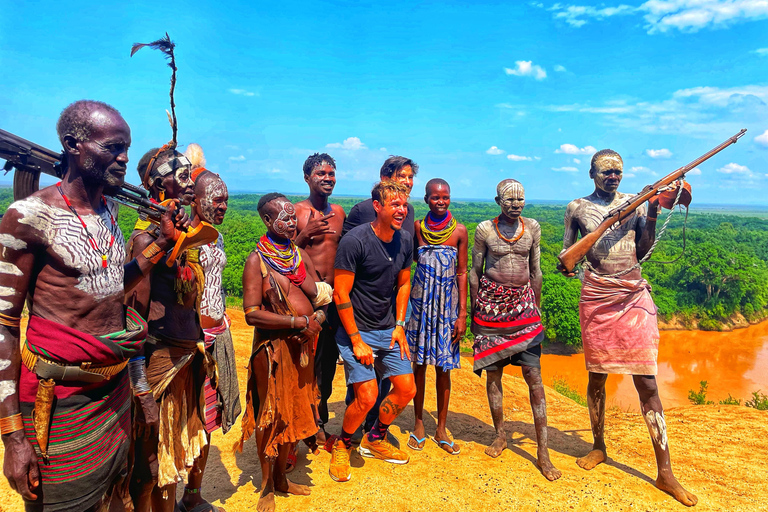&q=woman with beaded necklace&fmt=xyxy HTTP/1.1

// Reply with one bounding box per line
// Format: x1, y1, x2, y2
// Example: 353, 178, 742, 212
405, 178, 468, 455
